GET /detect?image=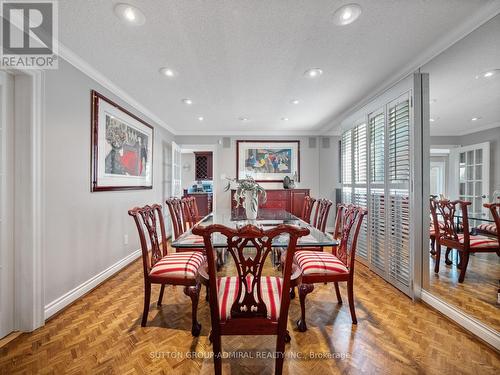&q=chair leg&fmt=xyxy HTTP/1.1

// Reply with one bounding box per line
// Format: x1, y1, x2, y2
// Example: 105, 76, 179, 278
141, 282, 151, 327
445, 247, 453, 265
157, 284, 165, 307
297, 284, 314, 332
334, 282, 342, 304
347, 278, 357, 324
434, 244, 441, 273
458, 252, 470, 283
275, 333, 286, 375
430, 238, 436, 255
212, 333, 222, 375
183, 284, 202, 336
